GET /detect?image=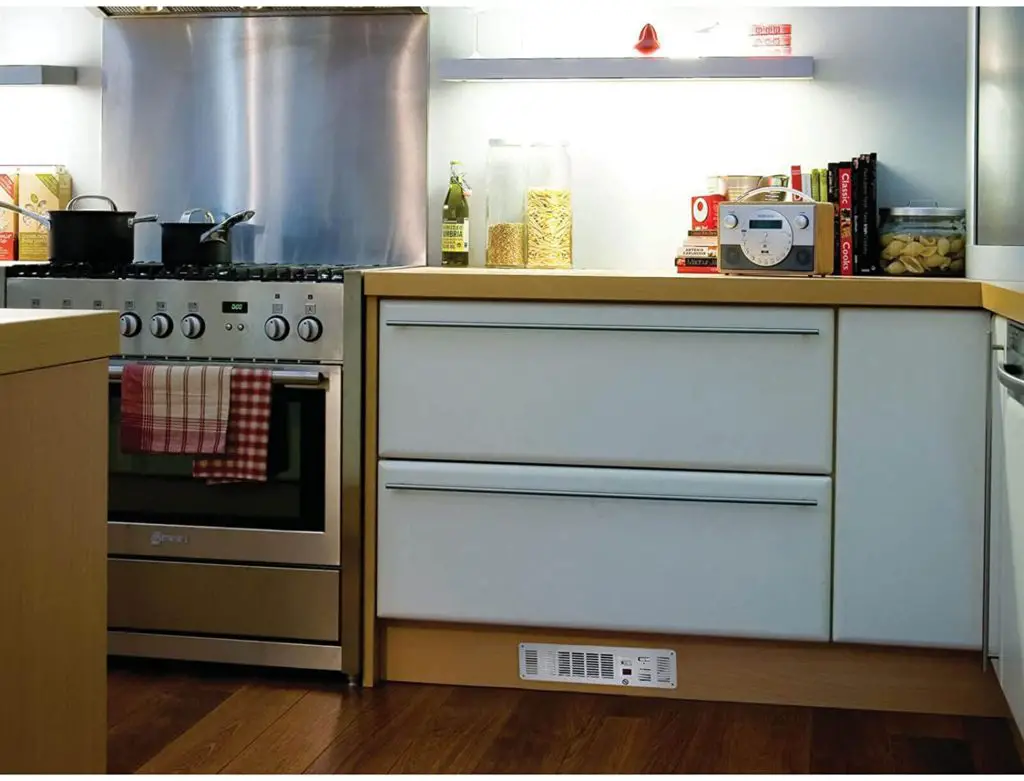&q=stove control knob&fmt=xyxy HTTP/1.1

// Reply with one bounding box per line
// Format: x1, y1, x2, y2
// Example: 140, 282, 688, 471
181, 314, 205, 340
149, 313, 174, 339
297, 316, 323, 343
722, 213, 739, 230
119, 312, 142, 338
264, 315, 290, 341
